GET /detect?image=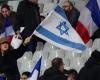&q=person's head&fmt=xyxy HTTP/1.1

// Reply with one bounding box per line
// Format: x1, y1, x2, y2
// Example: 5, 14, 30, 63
1, 4, 10, 18
0, 37, 10, 53
85, 50, 100, 68
62, 1, 73, 13
67, 69, 78, 80
20, 71, 31, 80
52, 57, 64, 72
